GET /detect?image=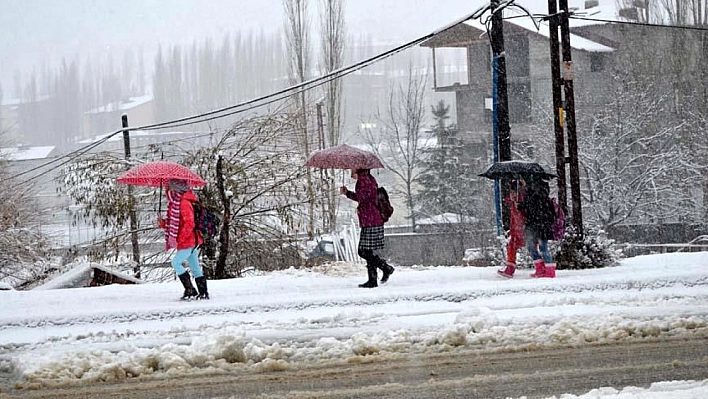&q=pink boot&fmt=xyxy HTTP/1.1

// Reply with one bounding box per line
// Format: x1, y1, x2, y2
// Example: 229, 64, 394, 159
530, 259, 546, 278
497, 261, 516, 279
542, 263, 556, 278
